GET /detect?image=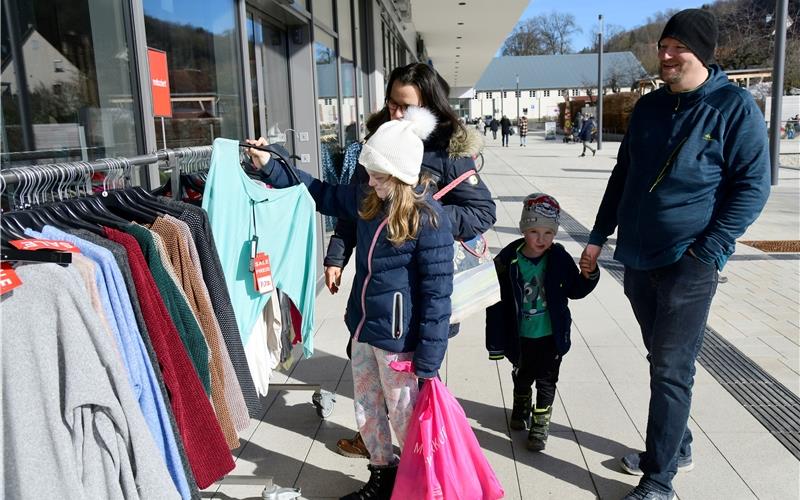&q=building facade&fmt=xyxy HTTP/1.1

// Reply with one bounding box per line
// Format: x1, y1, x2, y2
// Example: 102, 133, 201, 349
468, 52, 647, 121
1, 0, 526, 266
